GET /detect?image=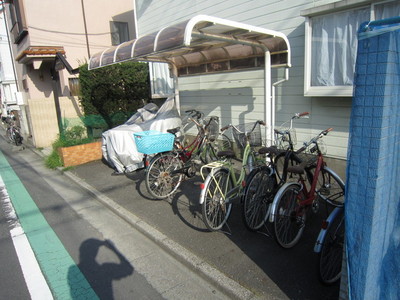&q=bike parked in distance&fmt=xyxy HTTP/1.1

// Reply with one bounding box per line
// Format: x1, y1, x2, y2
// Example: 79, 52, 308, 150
5, 116, 23, 146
